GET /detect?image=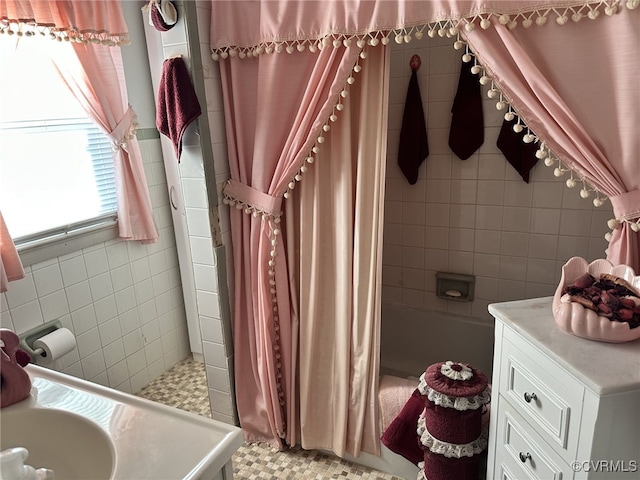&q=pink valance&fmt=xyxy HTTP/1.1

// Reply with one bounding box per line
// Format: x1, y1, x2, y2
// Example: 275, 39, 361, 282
0, 0, 129, 45
210, 0, 619, 52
